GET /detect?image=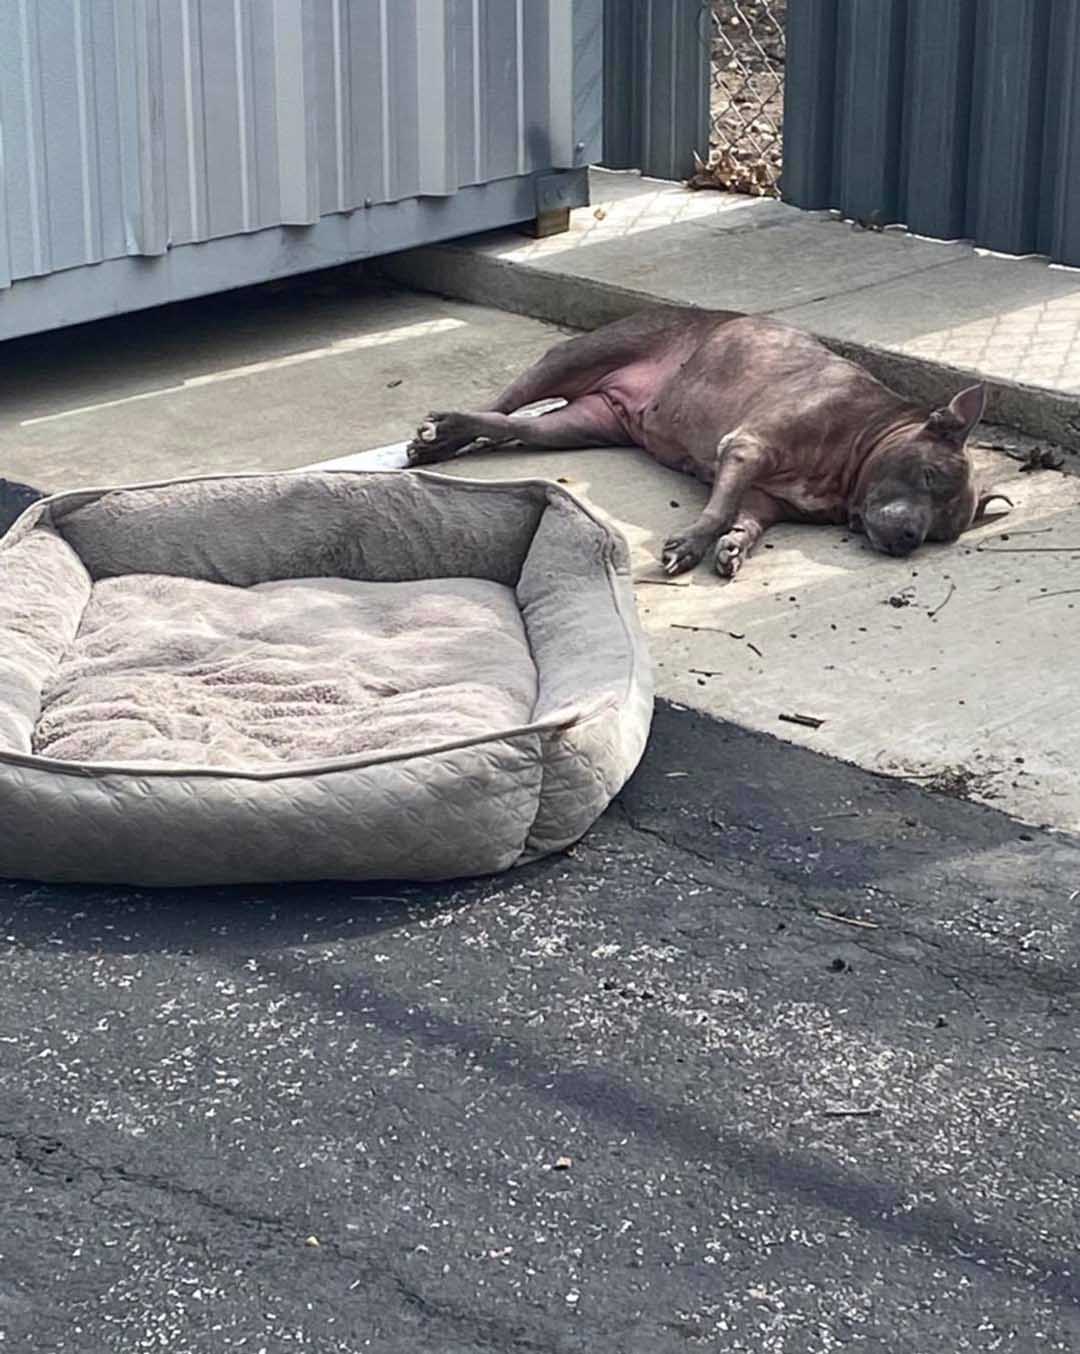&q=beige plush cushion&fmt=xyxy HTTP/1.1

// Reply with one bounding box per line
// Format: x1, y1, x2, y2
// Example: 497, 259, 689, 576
34, 574, 536, 767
